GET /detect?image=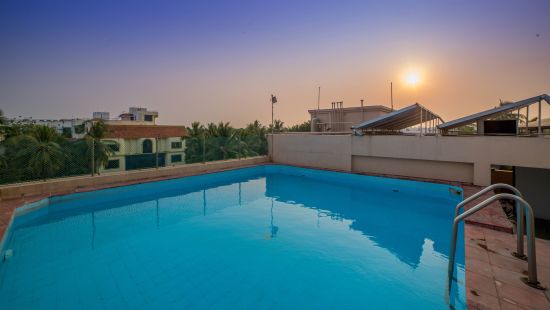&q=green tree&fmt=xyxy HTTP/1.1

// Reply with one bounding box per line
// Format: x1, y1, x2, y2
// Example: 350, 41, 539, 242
86, 121, 112, 174
184, 122, 207, 163
287, 120, 311, 132
205, 122, 242, 160
0, 109, 5, 125
268, 119, 285, 133
9, 126, 64, 180
242, 120, 267, 155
